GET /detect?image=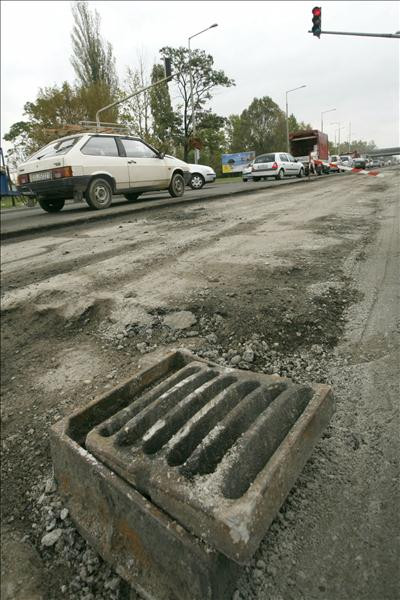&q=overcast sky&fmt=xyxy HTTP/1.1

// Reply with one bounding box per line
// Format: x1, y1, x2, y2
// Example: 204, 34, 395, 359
1, 0, 399, 154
